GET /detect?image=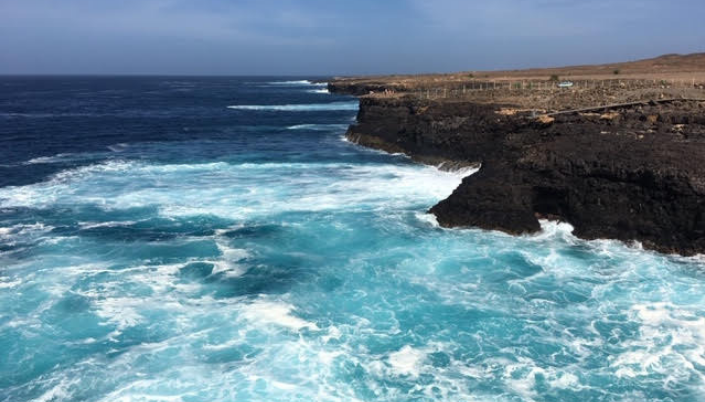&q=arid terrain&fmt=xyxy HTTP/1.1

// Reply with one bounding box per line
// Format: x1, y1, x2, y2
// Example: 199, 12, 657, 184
330, 53, 705, 111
